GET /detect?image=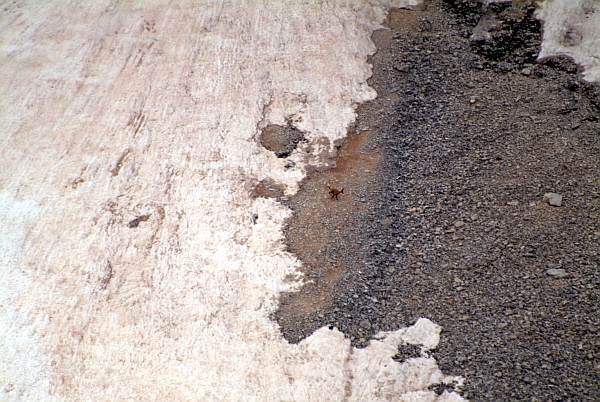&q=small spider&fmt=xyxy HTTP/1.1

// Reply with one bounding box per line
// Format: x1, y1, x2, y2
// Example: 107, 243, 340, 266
328, 186, 344, 200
